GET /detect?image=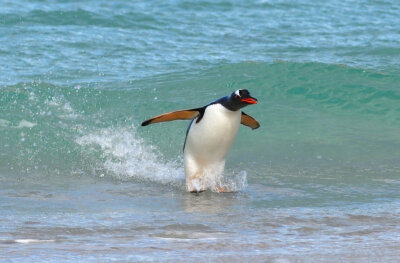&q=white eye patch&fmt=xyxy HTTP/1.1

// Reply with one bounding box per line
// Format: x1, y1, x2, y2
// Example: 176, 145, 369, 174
235, 90, 241, 97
